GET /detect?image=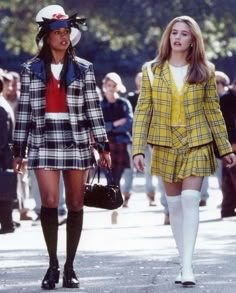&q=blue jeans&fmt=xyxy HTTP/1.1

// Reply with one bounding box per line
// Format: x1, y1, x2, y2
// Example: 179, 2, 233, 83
122, 144, 155, 194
